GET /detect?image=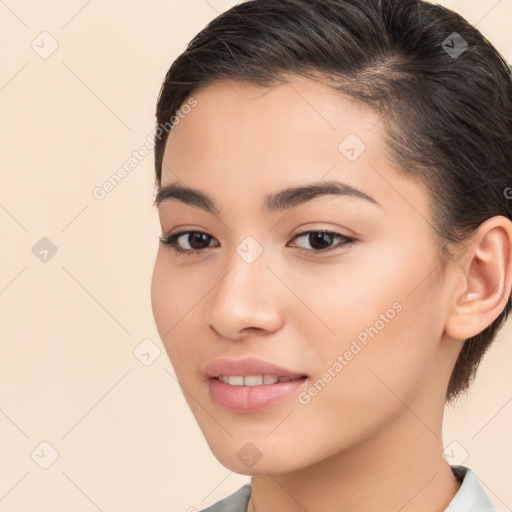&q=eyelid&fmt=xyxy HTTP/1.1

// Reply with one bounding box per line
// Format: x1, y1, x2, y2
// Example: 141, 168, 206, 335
159, 228, 357, 256
159, 230, 218, 253
289, 229, 356, 254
